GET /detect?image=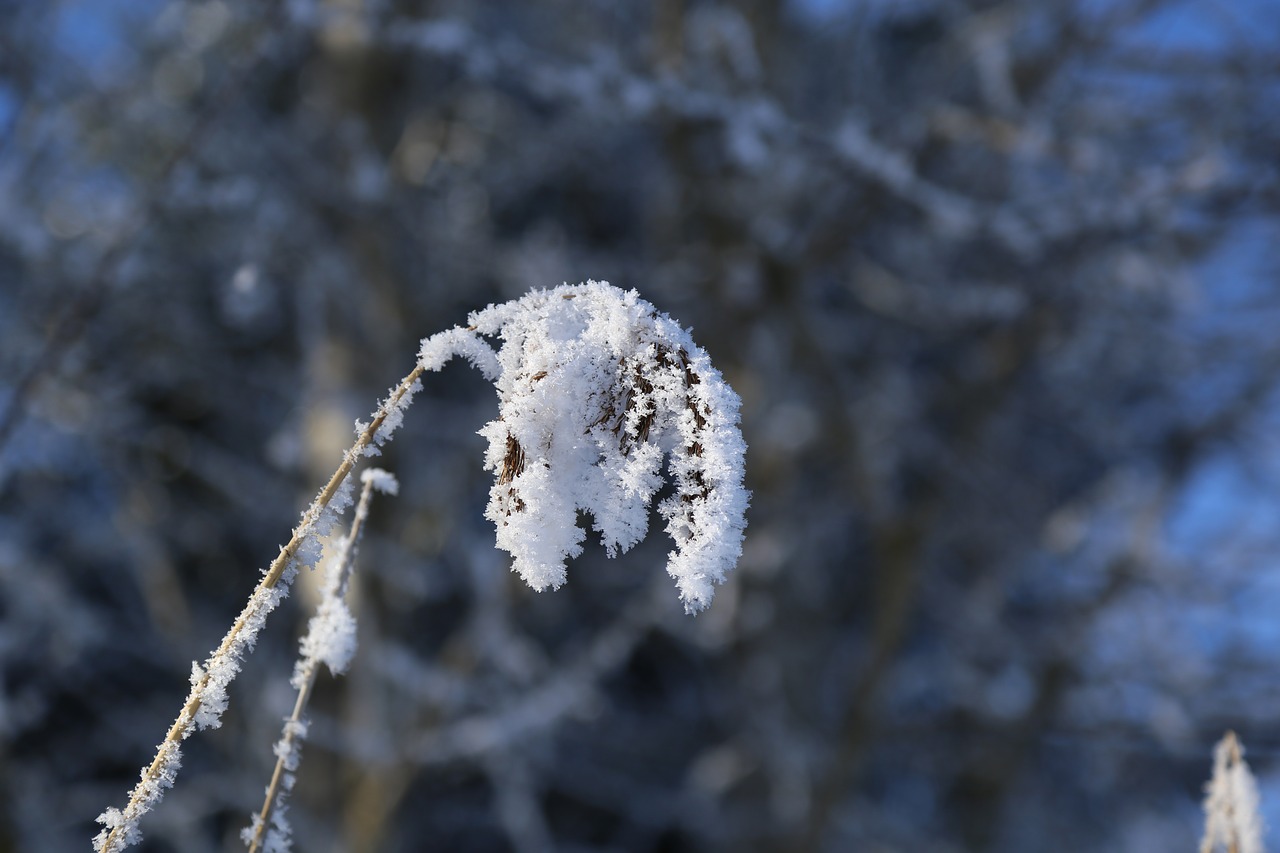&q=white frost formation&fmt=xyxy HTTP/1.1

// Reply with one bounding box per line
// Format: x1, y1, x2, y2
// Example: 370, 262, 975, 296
1201, 730, 1265, 853
417, 281, 749, 612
